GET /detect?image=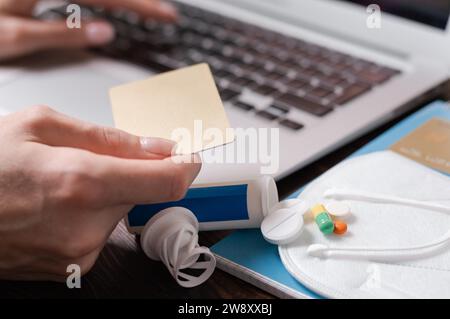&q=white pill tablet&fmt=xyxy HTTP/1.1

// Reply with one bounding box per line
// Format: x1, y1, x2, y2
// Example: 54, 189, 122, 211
324, 200, 351, 218
261, 201, 308, 245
